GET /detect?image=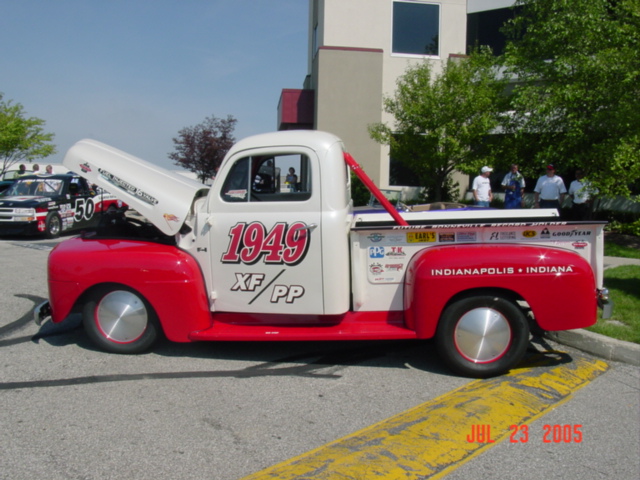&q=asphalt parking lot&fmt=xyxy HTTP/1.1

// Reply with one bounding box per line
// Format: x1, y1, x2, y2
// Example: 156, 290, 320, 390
1, 235, 638, 480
